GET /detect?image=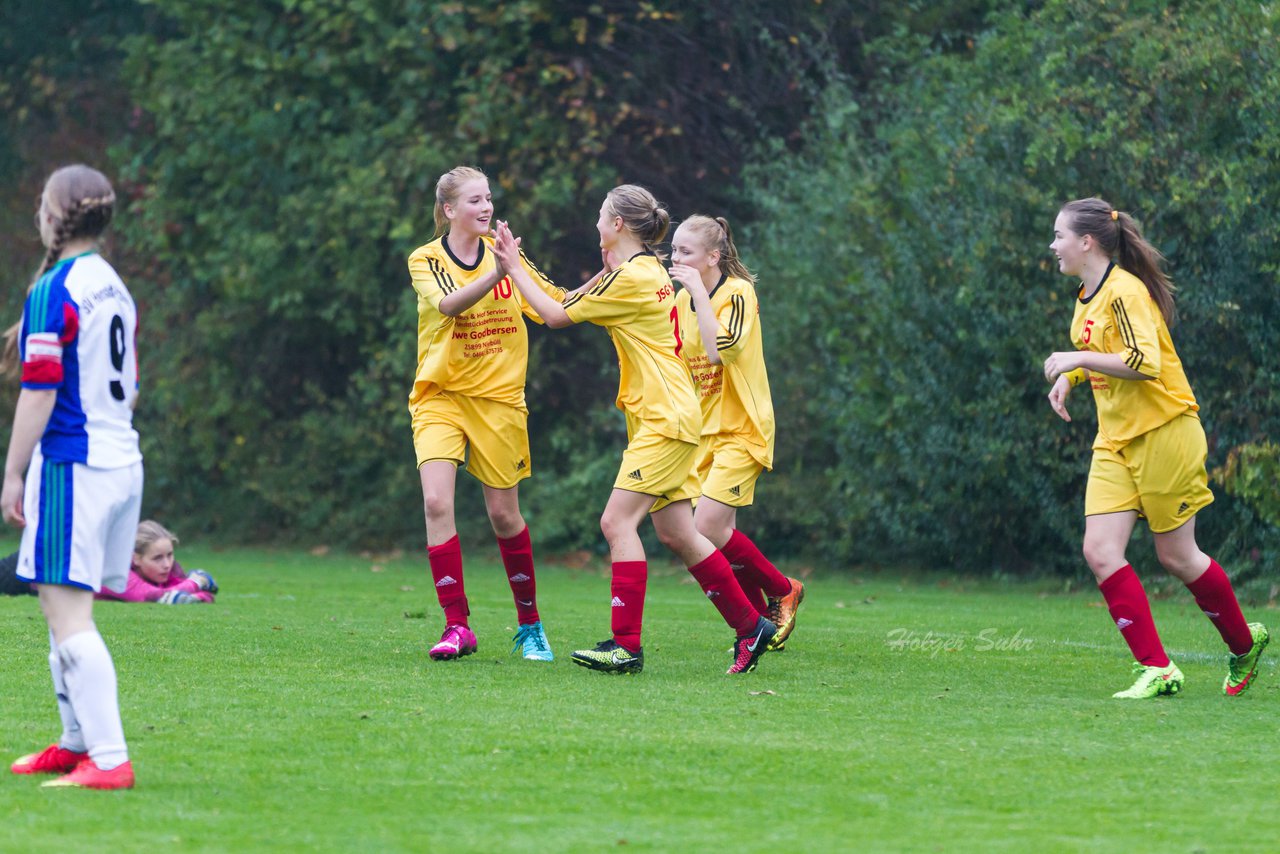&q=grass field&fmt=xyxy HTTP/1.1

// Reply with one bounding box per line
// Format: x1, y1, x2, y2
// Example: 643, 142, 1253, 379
1, 541, 1277, 853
